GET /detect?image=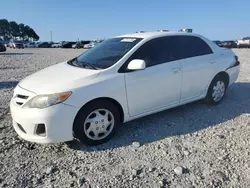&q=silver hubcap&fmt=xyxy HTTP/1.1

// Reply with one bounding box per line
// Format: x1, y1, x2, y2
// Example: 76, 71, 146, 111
84, 109, 114, 140
212, 81, 225, 102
